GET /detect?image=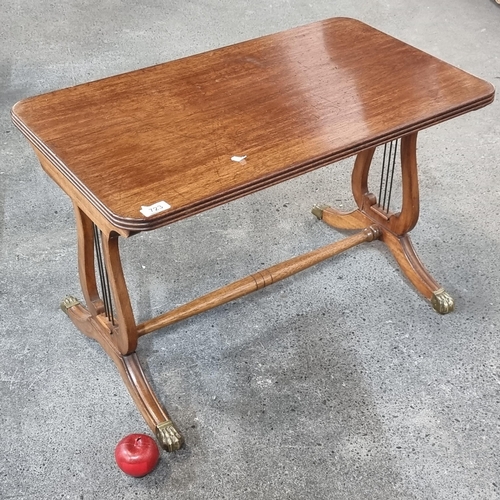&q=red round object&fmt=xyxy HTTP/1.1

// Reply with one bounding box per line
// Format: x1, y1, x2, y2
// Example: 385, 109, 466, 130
114, 434, 160, 477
